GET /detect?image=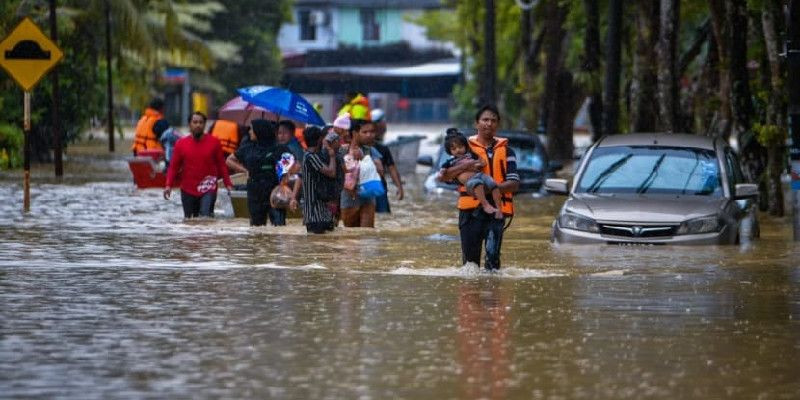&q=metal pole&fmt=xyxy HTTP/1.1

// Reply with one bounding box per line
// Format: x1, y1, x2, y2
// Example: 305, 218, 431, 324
105, 0, 115, 152
50, 0, 63, 177
788, 0, 800, 240
23, 91, 31, 213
